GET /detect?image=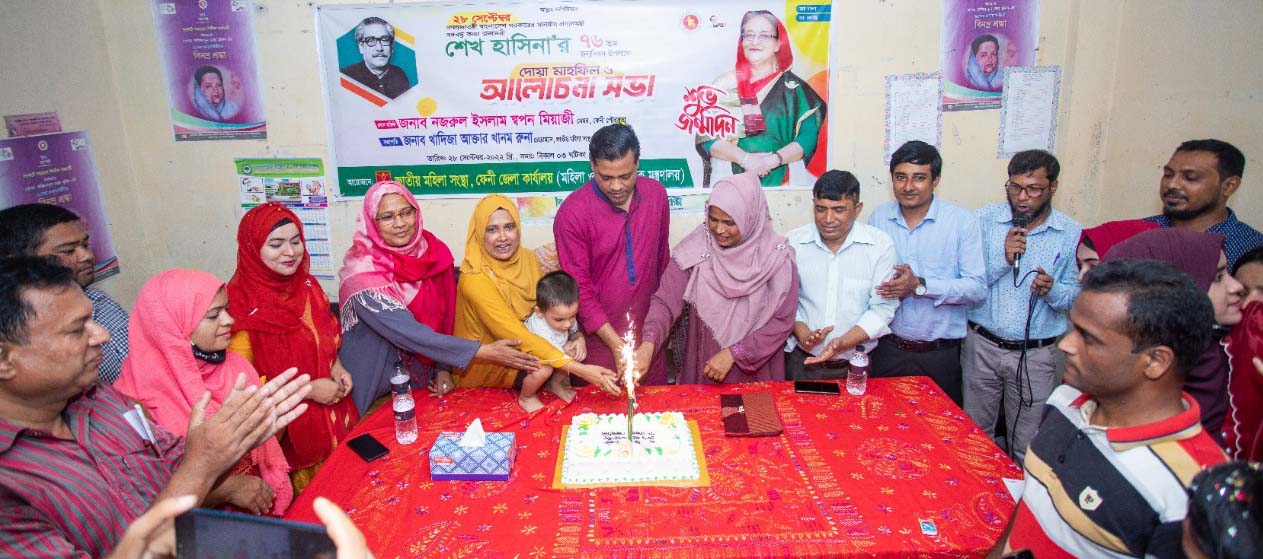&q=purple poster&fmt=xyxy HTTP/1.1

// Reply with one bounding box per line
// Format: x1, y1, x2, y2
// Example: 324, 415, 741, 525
0, 132, 120, 280
940, 0, 1039, 111
153, 0, 267, 141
